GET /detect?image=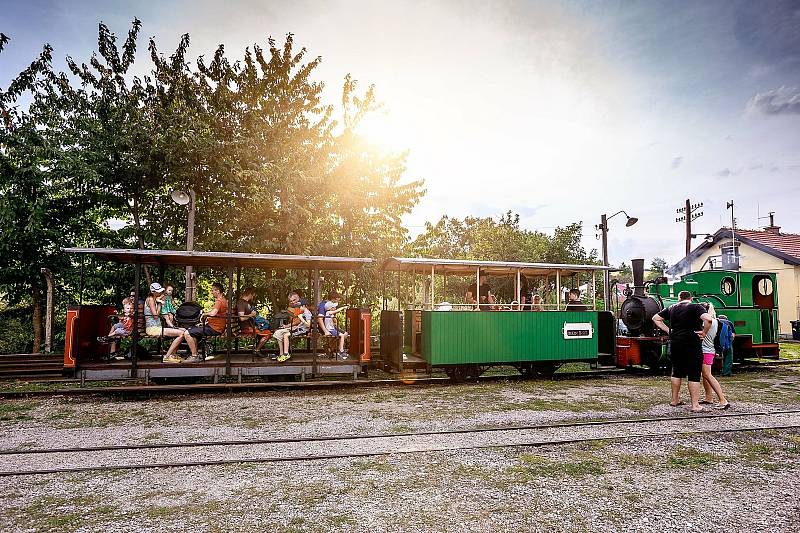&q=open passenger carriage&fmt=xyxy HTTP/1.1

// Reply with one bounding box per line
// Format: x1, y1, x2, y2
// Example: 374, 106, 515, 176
378, 258, 617, 381
62, 248, 372, 383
